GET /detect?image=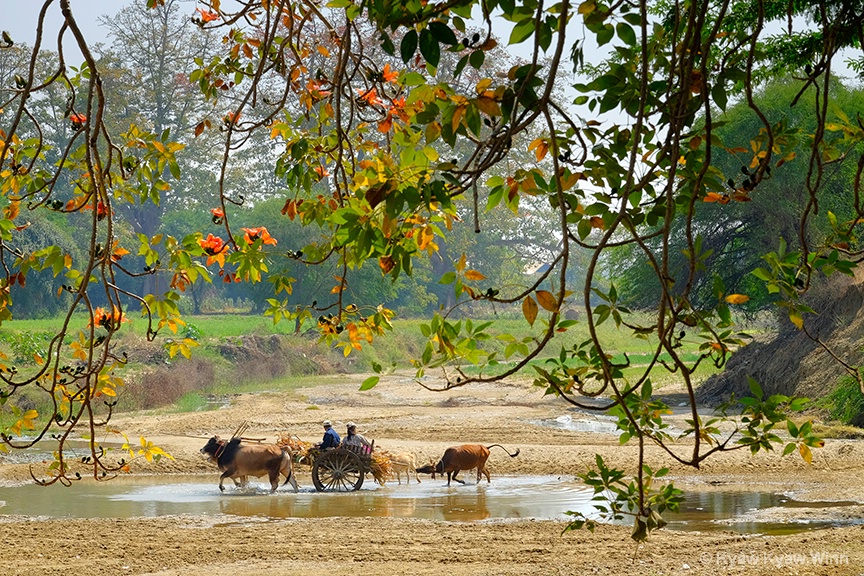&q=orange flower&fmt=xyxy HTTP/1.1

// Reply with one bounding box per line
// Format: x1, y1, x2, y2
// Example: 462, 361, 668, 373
198, 233, 228, 267
198, 233, 226, 256
242, 227, 277, 245
314, 165, 330, 179
89, 307, 126, 330
381, 63, 398, 83
306, 80, 331, 100
196, 7, 220, 23
357, 87, 383, 107
96, 201, 108, 221
70, 113, 86, 127
210, 207, 224, 224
